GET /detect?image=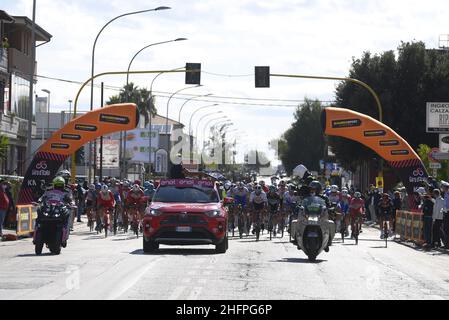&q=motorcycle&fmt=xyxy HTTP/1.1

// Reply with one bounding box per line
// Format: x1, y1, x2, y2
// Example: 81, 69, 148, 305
33, 200, 71, 255
291, 196, 334, 262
